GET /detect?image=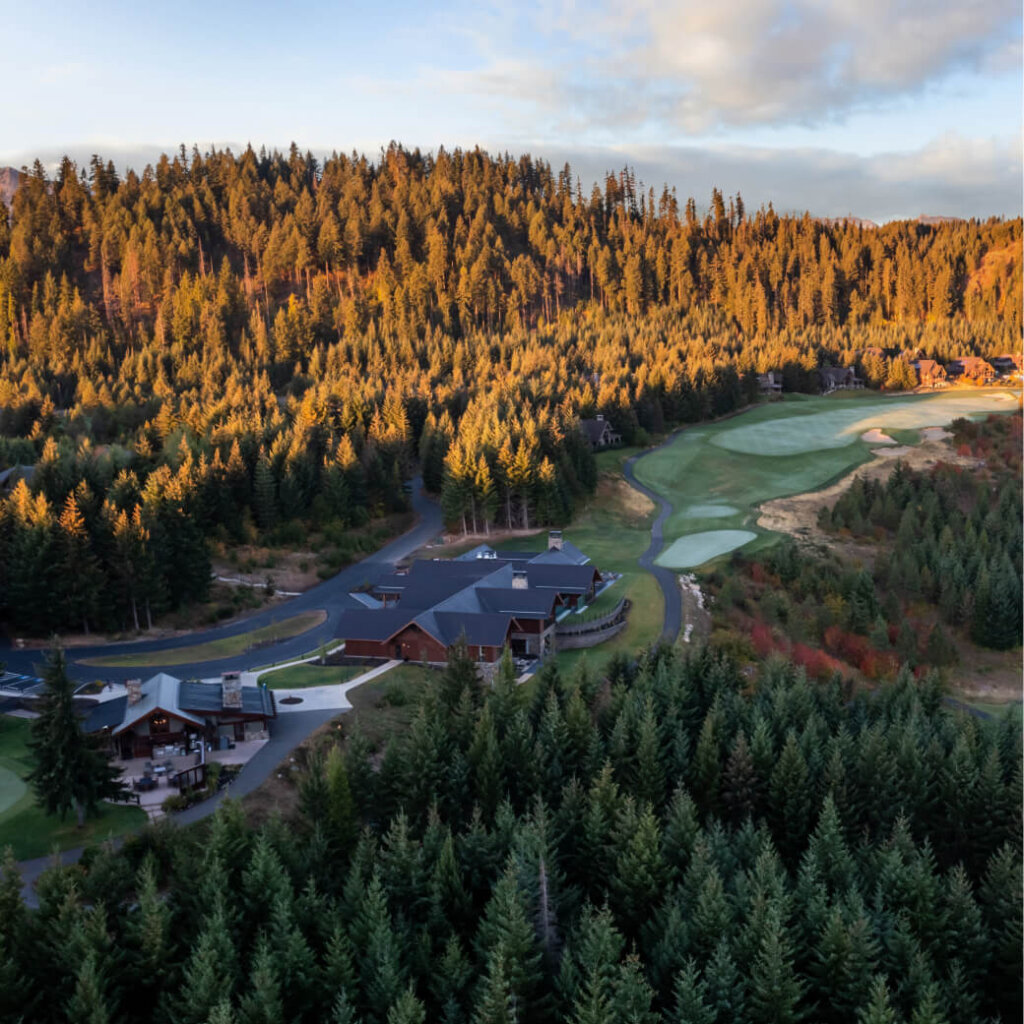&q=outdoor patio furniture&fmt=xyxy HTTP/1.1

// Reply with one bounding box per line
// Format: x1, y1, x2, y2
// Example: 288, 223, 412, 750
134, 776, 157, 792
